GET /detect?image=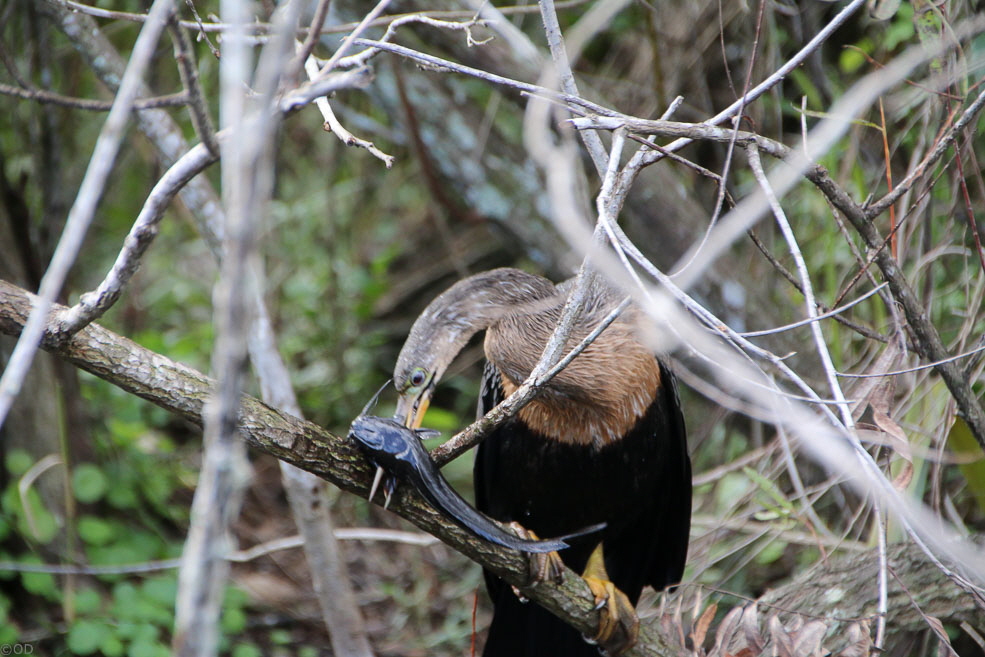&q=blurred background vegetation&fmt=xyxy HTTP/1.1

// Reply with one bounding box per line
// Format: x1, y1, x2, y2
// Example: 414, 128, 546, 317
1, 0, 984, 655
